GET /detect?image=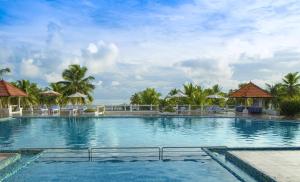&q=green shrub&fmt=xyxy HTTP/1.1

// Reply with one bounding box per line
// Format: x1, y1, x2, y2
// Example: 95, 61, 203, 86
279, 98, 300, 117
